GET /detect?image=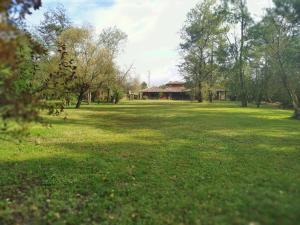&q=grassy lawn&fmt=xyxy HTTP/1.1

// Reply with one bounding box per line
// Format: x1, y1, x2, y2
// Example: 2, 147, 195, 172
0, 101, 300, 225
